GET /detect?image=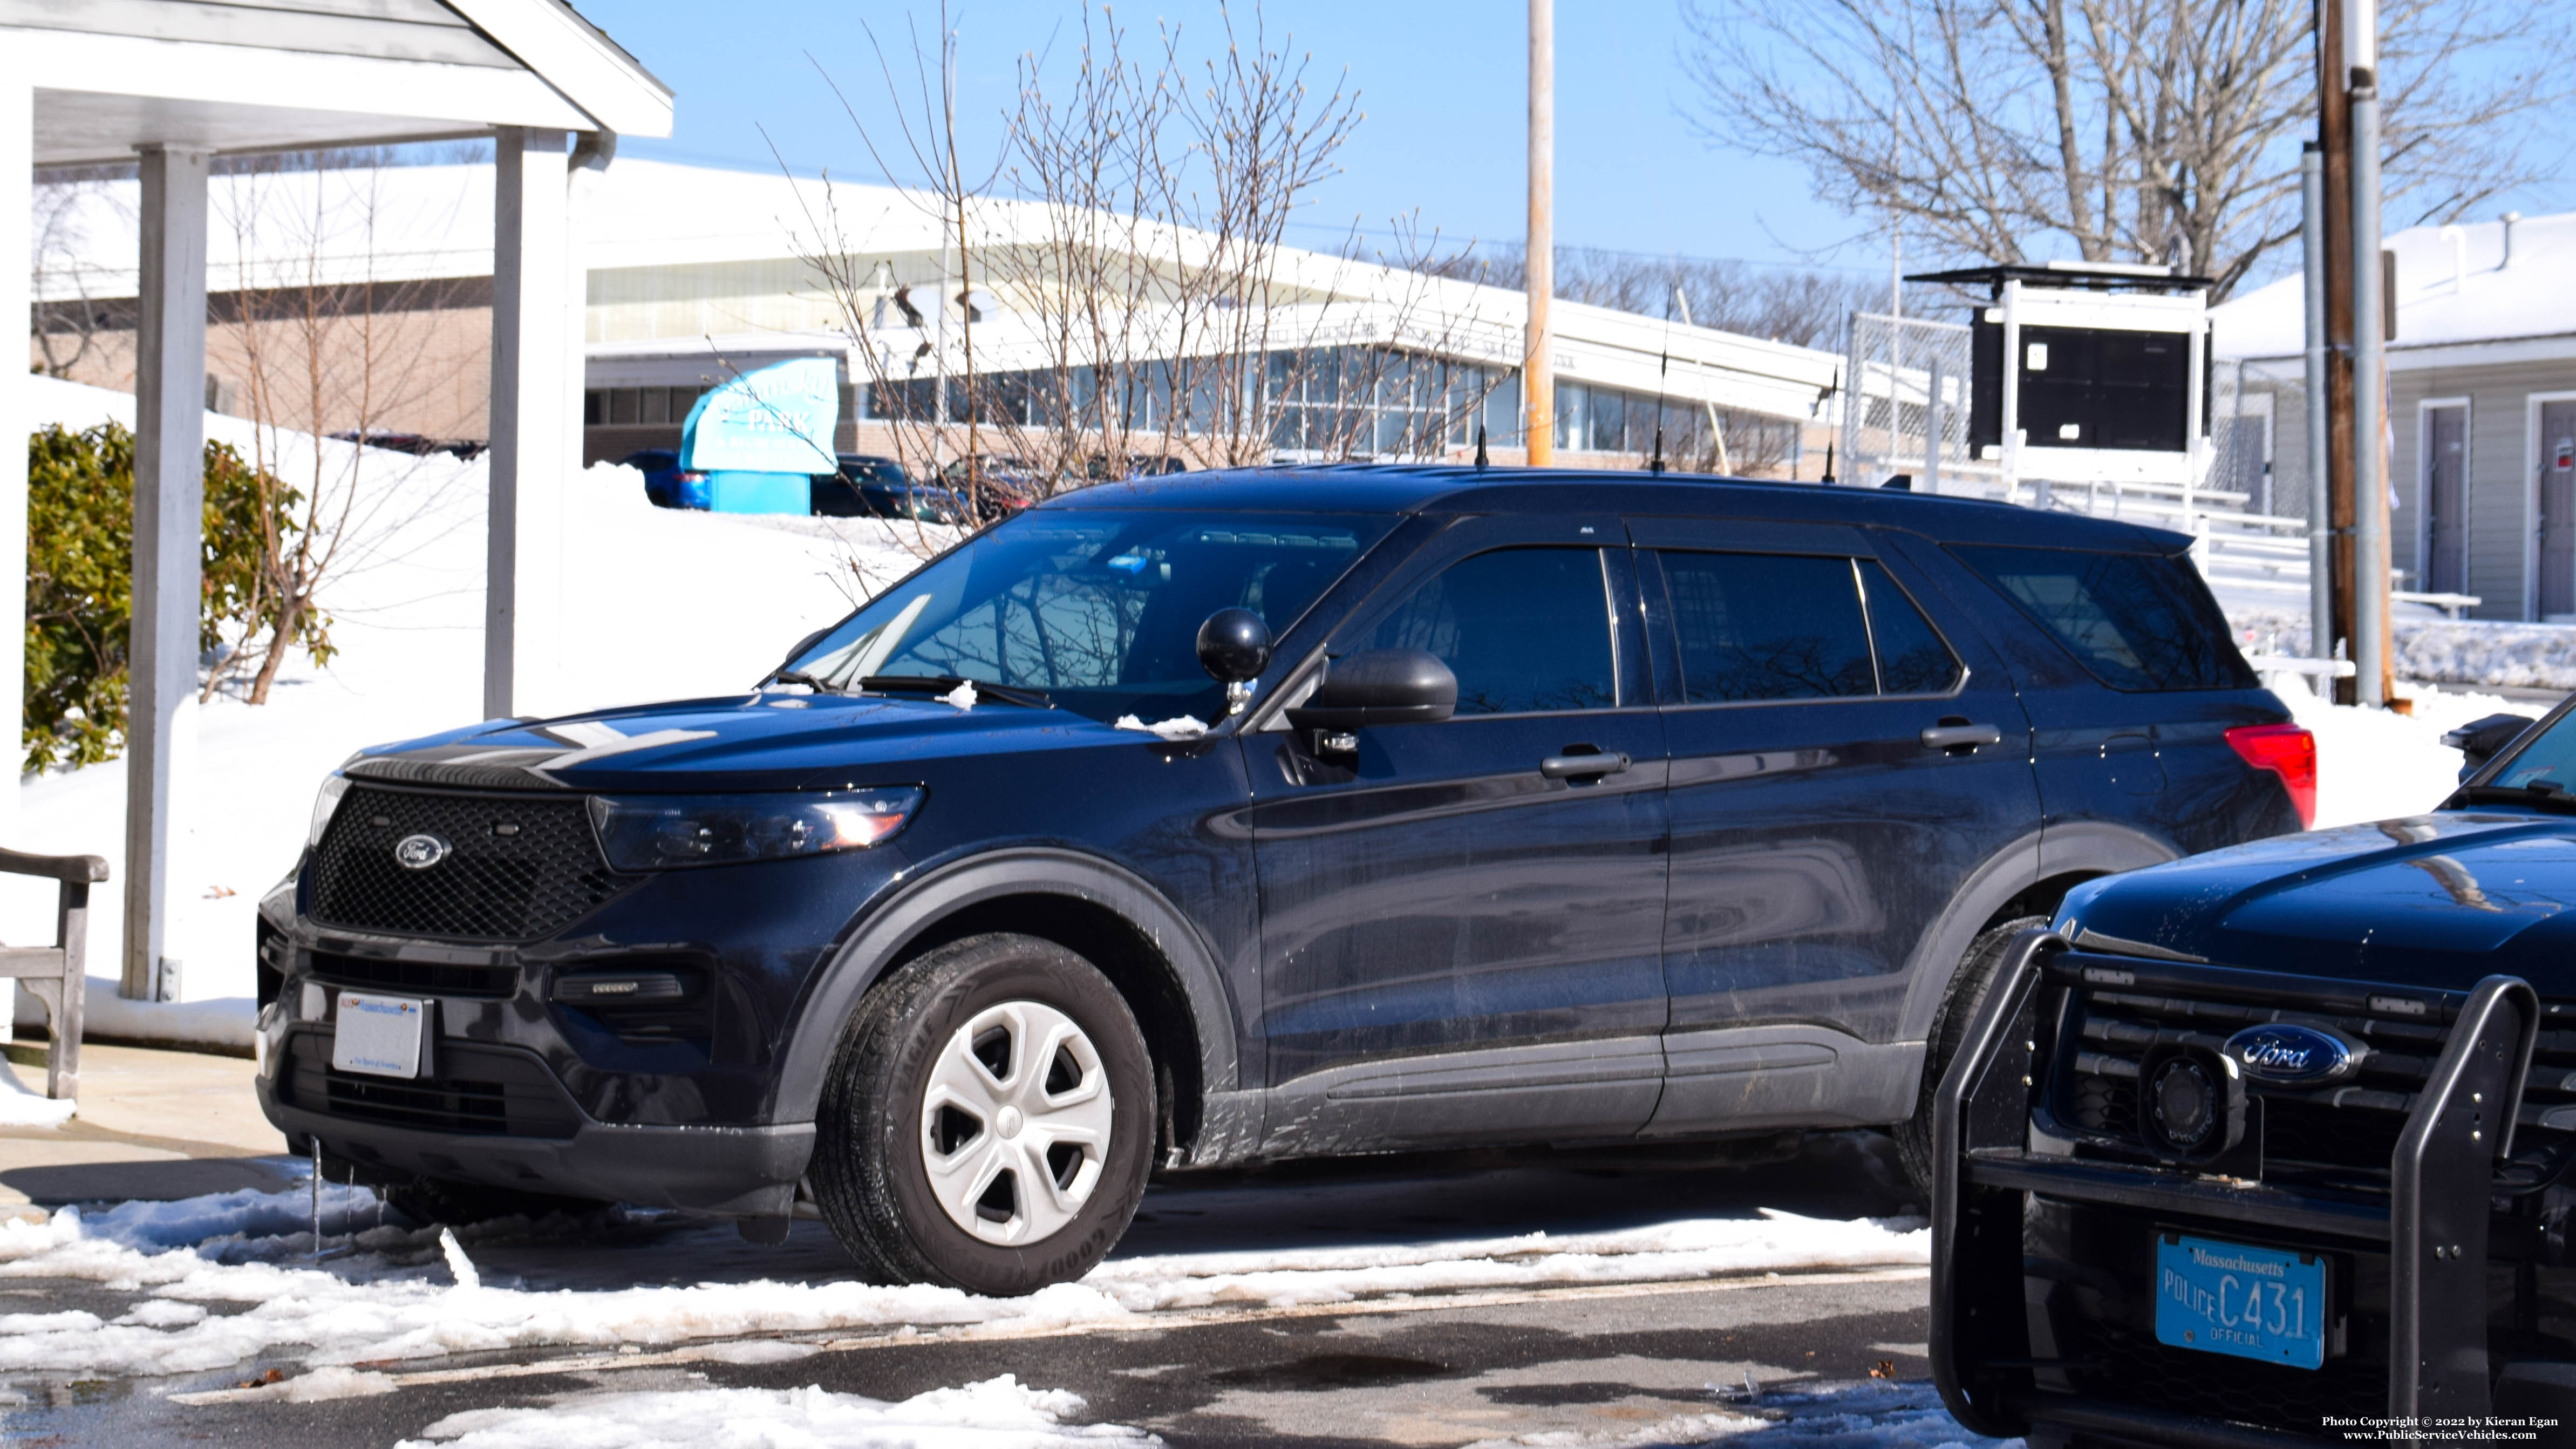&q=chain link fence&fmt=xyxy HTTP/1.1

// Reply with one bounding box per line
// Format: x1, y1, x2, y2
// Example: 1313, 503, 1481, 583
1839, 311, 1986, 493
